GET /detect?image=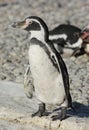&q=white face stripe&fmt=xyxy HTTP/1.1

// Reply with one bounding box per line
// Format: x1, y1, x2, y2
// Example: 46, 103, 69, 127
67, 38, 83, 48
26, 18, 40, 24
49, 34, 67, 40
